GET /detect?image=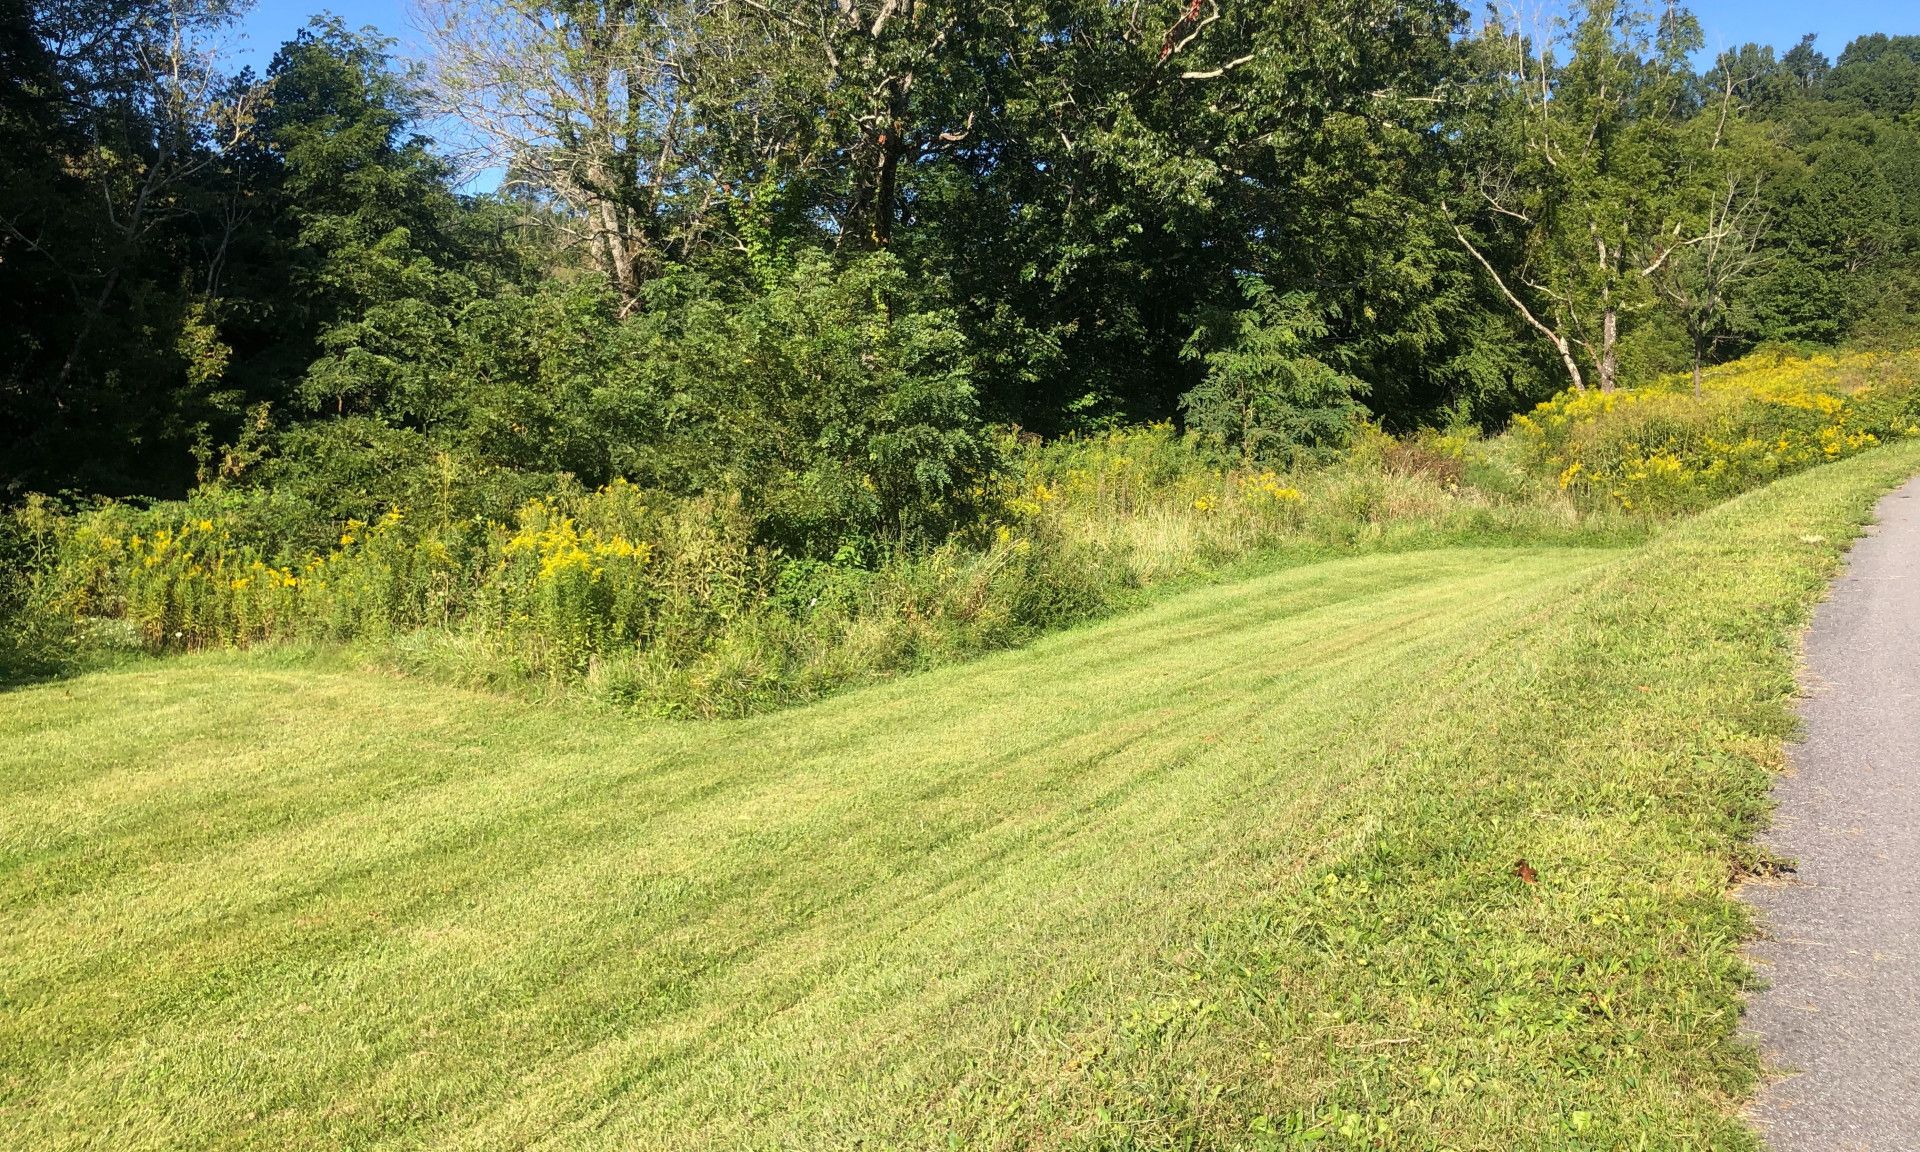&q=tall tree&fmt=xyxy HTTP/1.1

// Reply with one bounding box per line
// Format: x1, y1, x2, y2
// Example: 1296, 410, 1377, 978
420, 0, 719, 312
0, 0, 266, 494
1450, 2, 1745, 392
262, 19, 492, 420
1740, 35, 1920, 346
1651, 172, 1769, 393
